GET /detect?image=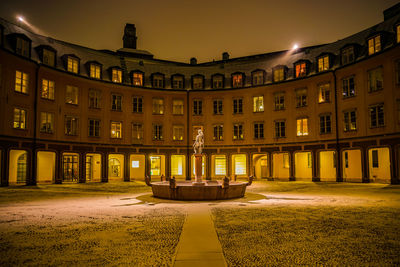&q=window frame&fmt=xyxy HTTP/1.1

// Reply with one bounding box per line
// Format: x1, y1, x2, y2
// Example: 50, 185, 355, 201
274, 92, 285, 111
65, 115, 78, 136
233, 98, 243, 114
65, 85, 79, 105
233, 123, 244, 140
171, 74, 185, 89
231, 72, 244, 88
253, 95, 264, 113
131, 70, 144, 87
152, 98, 164, 115
319, 114, 332, 134
41, 78, 55, 100
110, 121, 123, 139
368, 35, 381, 55
151, 73, 165, 89
152, 124, 163, 140
193, 99, 203, 115
88, 89, 101, 109
296, 117, 309, 136
172, 125, 184, 141
343, 109, 357, 132
191, 74, 205, 90
13, 107, 27, 130
251, 69, 265, 86
132, 96, 143, 113
15, 70, 29, 94
132, 122, 144, 142
88, 119, 101, 137
274, 120, 286, 138
213, 99, 223, 115
368, 66, 384, 92
172, 99, 184, 115
111, 93, 123, 111
211, 74, 224, 89
295, 88, 307, 108
369, 103, 385, 128
40, 112, 54, 134
213, 124, 224, 141
253, 122, 264, 139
